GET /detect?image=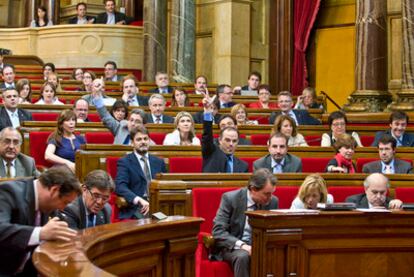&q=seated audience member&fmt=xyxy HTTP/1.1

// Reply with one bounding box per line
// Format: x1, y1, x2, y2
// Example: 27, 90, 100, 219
120, 74, 148, 106
116, 126, 167, 219
16, 78, 33, 104
0, 166, 79, 276
212, 168, 278, 277
0, 127, 39, 178
69, 2, 95, 24
0, 64, 16, 90
72, 68, 84, 81
194, 75, 208, 95
372, 111, 414, 147
321, 111, 362, 147
363, 134, 413, 174
35, 82, 64, 105
346, 173, 403, 209
60, 170, 113, 230
84, 77, 116, 106
269, 91, 320, 125
325, 133, 357, 173
144, 94, 174, 123
149, 71, 174, 94
96, 0, 131, 25
290, 174, 333, 209
73, 98, 90, 122
42, 62, 56, 81
217, 84, 236, 108
234, 71, 262, 93
294, 87, 323, 110
103, 61, 120, 82
110, 99, 128, 122
193, 97, 222, 124
248, 84, 278, 109
0, 89, 32, 130
78, 70, 96, 92
253, 132, 302, 173
272, 115, 308, 147
45, 109, 86, 172
95, 89, 146, 144
47, 72, 63, 92
202, 93, 248, 173
217, 114, 251, 145
30, 6, 53, 27
230, 104, 258, 125
163, 111, 200, 146
170, 87, 191, 107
